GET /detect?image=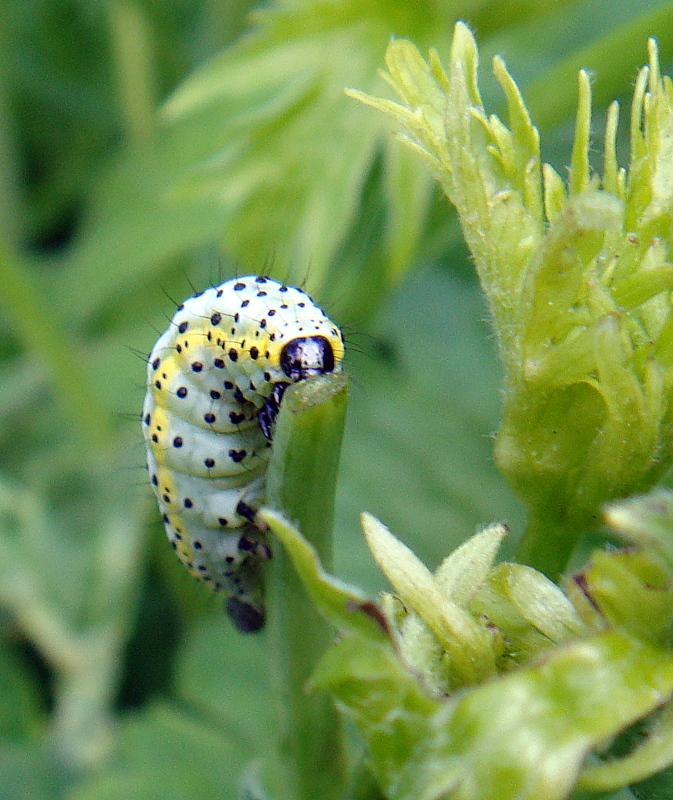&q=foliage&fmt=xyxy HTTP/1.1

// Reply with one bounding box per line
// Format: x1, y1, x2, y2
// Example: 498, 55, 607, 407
1, 1, 673, 800
352, 22, 673, 581
264, 499, 673, 800
324, 18, 673, 800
